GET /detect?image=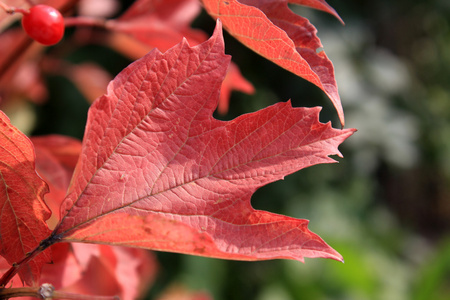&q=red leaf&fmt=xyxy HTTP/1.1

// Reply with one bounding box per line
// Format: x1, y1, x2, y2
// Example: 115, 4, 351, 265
38, 243, 157, 300
54, 21, 354, 262
0, 111, 52, 285
66, 63, 114, 104
31, 135, 81, 171
108, 0, 207, 53
292, 0, 343, 24
32, 135, 82, 228
106, 0, 254, 114
1, 243, 157, 300
218, 63, 255, 114
202, 0, 345, 126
